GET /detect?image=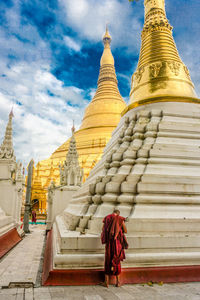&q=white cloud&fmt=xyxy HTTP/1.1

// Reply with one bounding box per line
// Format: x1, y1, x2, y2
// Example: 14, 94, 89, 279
88, 88, 96, 99
59, 0, 142, 51
117, 72, 131, 84
0, 1, 91, 168
64, 36, 82, 52
0, 61, 89, 167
